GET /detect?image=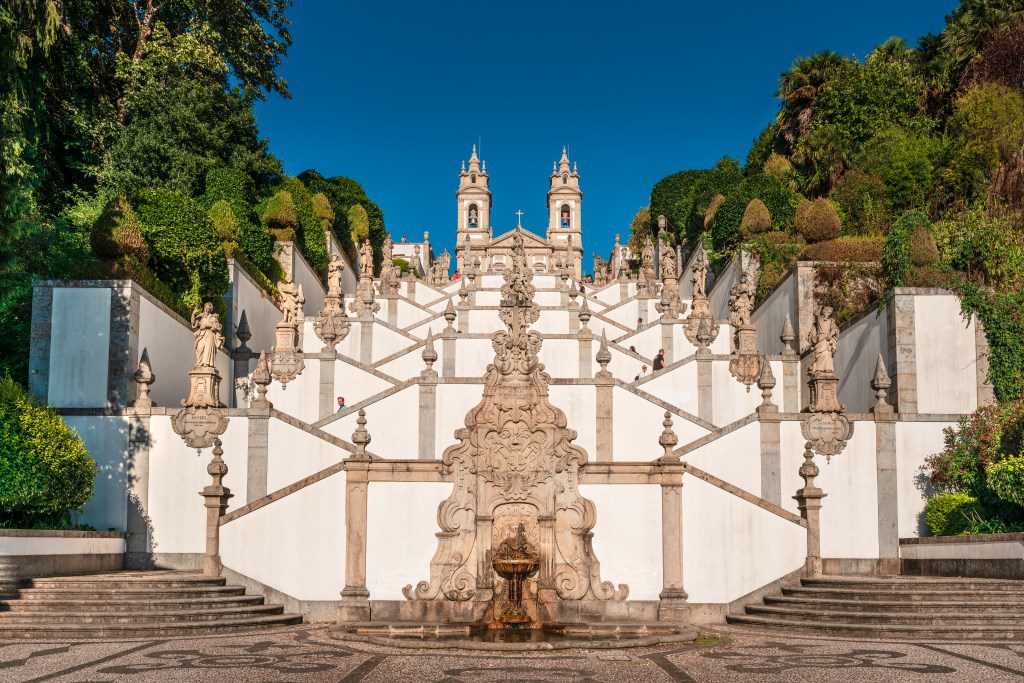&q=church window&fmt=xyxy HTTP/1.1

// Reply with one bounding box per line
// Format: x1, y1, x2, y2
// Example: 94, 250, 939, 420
562, 174, 568, 185
560, 204, 570, 229
471, 173, 477, 183
468, 204, 479, 228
